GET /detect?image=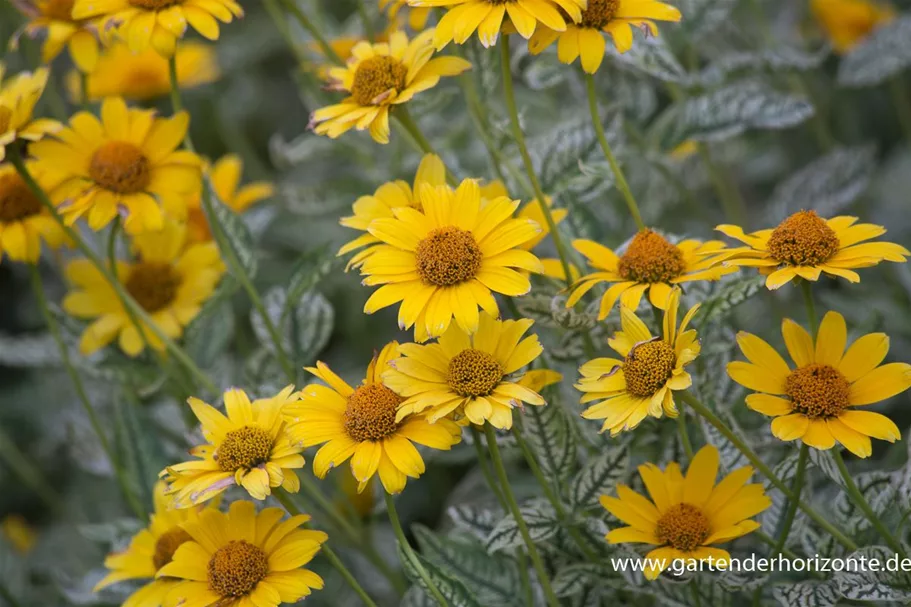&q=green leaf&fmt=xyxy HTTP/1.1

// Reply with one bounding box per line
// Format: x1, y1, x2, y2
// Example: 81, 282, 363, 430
696, 47, 829, 87
398, 544, 483, 607
552, 563, 613, 597
183, 297, 235, 369
697, 275, 765, 326
698, 411, 750, 472
833, 471, 895, 533
807, 449, 846, 488
521, 401, 576, 486
676, 0, 737, 36
486, 499, 559, 553
251, 288, 334, 365
282, 245, 337, 323
517, 293, 596, 331
570, 444, 630, 510
113, 390, 168, 509
0, 331, 60, 367
448, 505, 501, 540
605, 34, 686, 83
838, 17, 911, 87
834, 546, 911, 601
773, 581, 839, 607
201, 187, 258, 279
